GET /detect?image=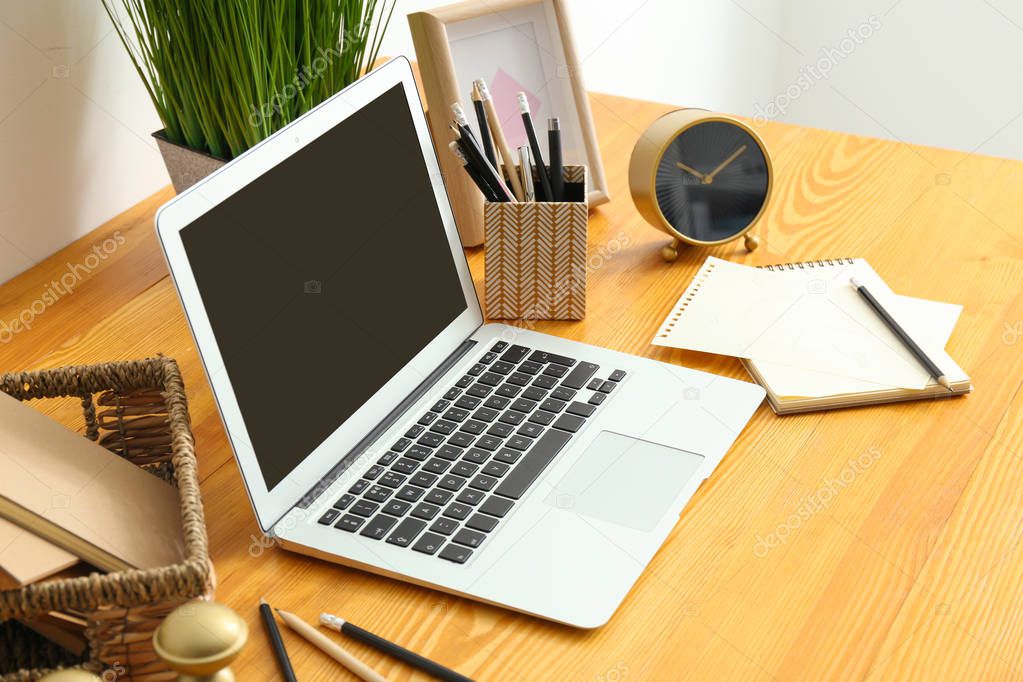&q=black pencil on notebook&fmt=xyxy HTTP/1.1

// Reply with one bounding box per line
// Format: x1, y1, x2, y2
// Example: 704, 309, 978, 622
259, 598, 298, 682
321, 612, 475, 682
850, 276, 952, 390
